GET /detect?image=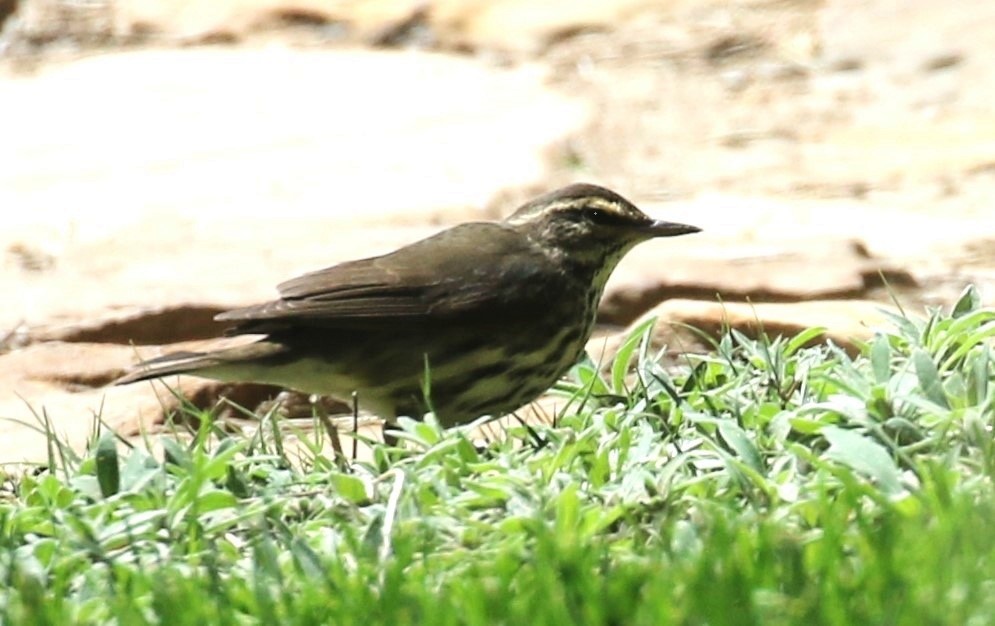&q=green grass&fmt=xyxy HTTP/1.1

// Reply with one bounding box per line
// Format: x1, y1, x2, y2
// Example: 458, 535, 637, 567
2, 286, 994, 625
